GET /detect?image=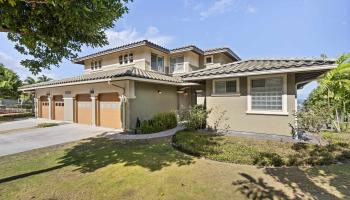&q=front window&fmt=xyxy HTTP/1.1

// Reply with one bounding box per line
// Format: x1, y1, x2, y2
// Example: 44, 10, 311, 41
129, 53, 133, 63
250, 77, 283, 111
119, 55, 123, 65
151, 53, 164, 72
124, 54, 128, 64
170, 56, 184, 73
213, 79, 239, 95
